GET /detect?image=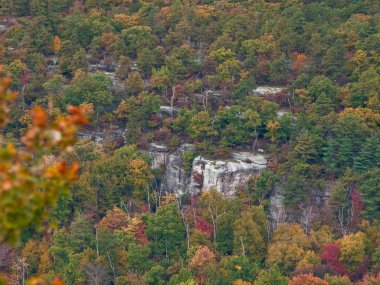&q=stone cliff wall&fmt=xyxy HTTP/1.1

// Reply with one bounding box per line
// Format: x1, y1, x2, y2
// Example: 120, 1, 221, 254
145, 143, 331, 227
148, 144, 268, 197
160, 144, 195, 196
188, 153, 268, 197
